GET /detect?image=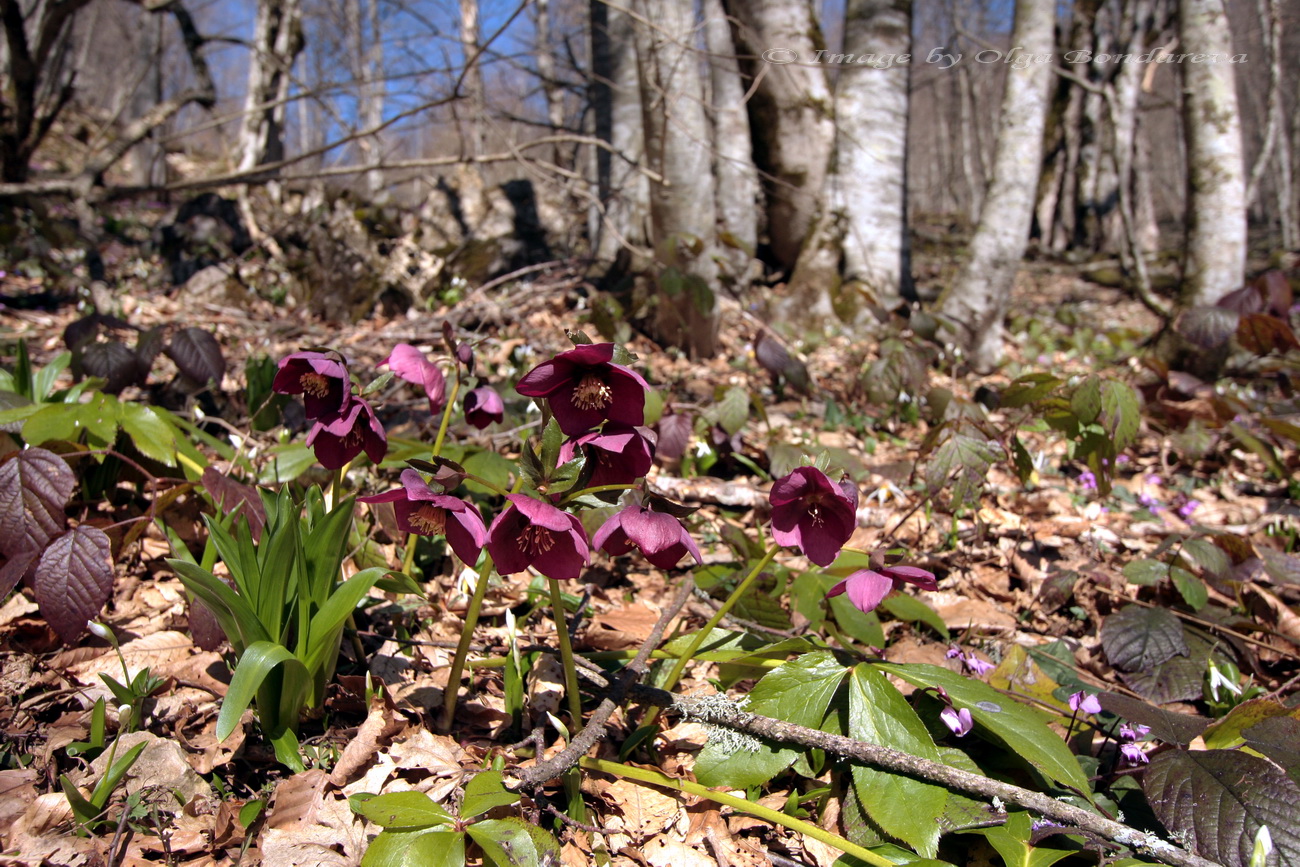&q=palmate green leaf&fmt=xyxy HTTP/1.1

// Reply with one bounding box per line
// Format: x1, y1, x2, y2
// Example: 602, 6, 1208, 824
1001, 372, 1063, 409
350, 791, 455, 828
460, 770, 518, 819
1098, 380, 1140, 452
362, 830, 464, 867
874, 663, 1092, 797
467, 818, 561, 867
1144, 749, 1300, 867
925, 431, 1001, 513
848, 665, 947, 858
117, 402, 177, 466
216, 641, 309, 741
976, 811, 1078, 867
695, 652, 848, 789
